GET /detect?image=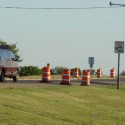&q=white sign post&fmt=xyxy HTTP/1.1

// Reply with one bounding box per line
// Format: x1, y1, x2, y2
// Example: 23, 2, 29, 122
114, 41, 124, 89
